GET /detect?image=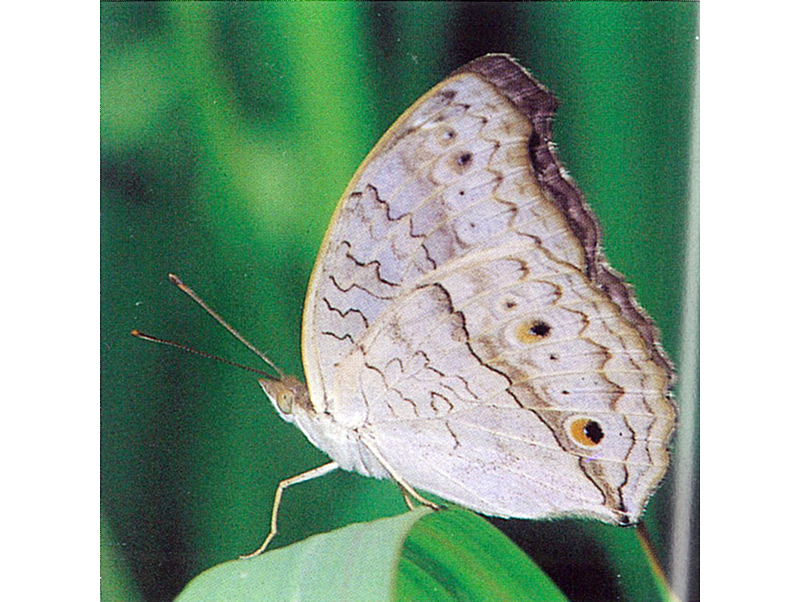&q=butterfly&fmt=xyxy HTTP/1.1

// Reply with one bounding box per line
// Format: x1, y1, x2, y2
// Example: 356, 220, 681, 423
146, 54, 676, 558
